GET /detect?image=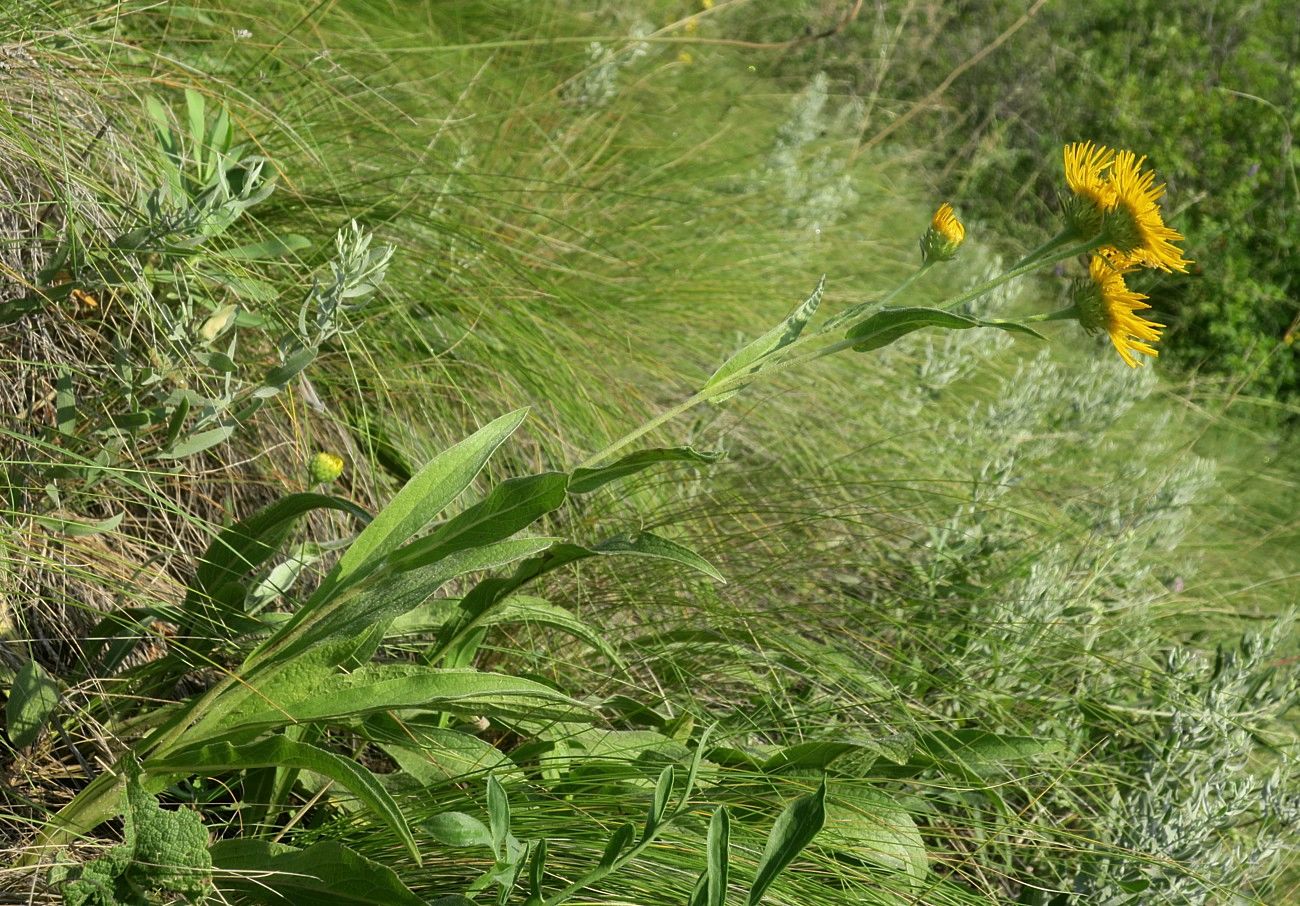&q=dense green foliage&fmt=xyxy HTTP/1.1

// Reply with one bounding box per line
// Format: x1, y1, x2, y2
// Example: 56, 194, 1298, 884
2, 2, 1297, 905
743, 0, 1299, 404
